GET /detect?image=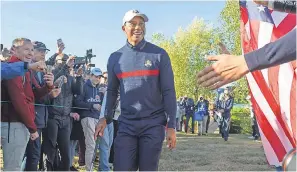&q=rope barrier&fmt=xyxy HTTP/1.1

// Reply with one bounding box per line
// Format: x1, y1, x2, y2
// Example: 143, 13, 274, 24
0, 101, 91, 110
